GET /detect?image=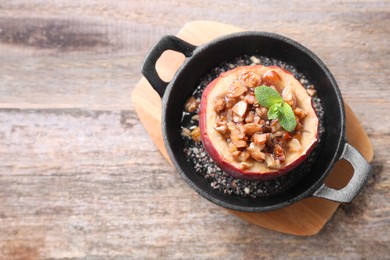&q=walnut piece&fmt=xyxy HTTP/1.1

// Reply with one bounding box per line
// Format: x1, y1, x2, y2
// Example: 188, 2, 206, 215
190, 127, 201, 142
231, 100, 248, 118
243, 123, 263, 136
213, 97, 225, 112
205, 66, 308, 170
226, 80, 248, 98
239, 70, 262, 88
184, 97, 199, 112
